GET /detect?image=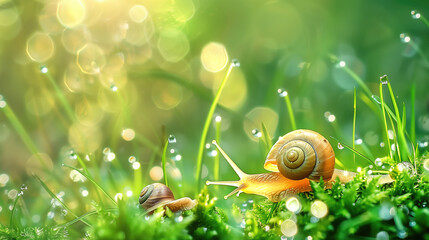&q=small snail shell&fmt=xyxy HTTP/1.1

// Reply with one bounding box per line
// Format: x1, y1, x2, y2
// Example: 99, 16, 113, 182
264, 130, 335, 181
206, 129, 394, 202
139, 183, 197, 214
